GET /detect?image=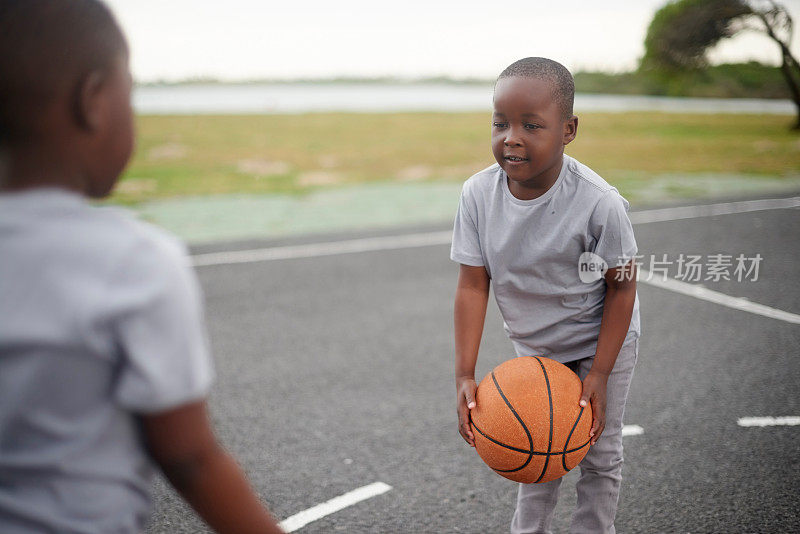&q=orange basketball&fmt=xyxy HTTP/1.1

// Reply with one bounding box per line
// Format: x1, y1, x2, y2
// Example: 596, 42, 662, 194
470, 356, 591, 484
